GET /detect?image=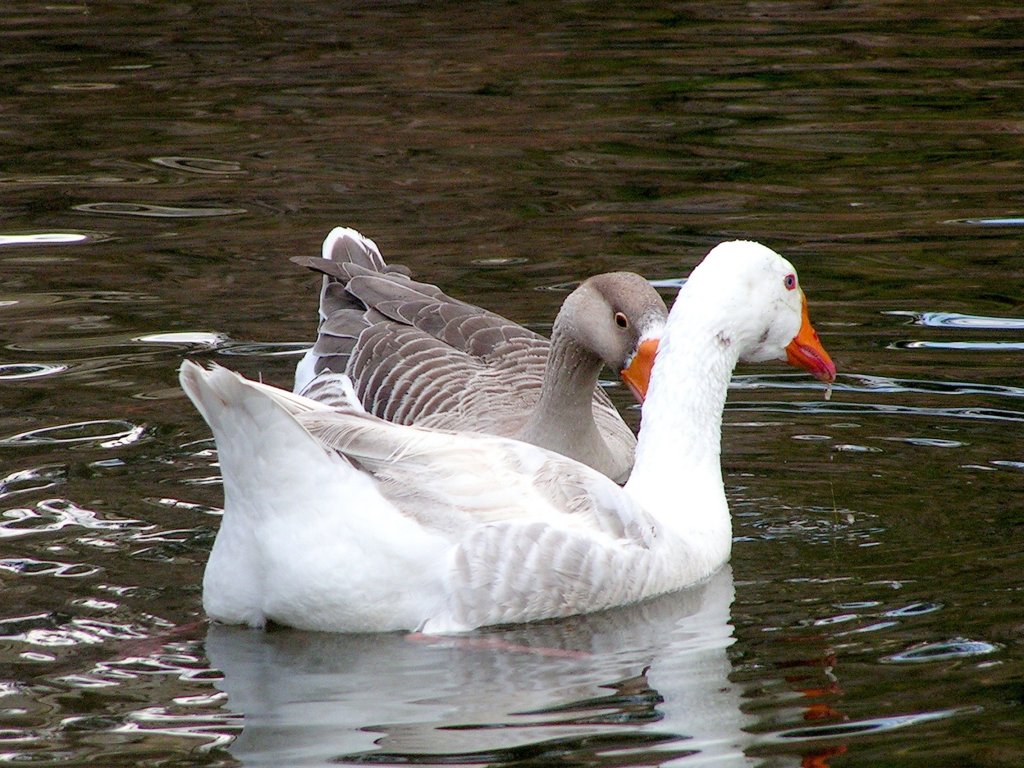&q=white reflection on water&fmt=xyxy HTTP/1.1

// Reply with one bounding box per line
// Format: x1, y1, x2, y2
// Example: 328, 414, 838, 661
206, 567, 756, 767
0, 232, 91, 246
206, 564, 972, 767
